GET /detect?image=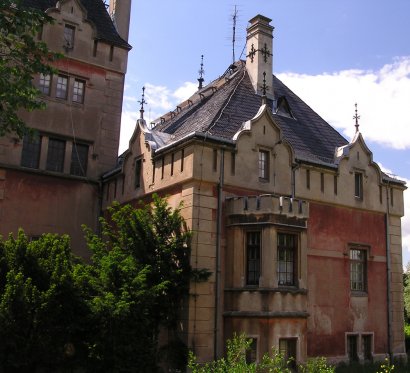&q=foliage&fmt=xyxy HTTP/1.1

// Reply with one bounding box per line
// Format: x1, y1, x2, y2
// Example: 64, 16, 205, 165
0, 0, 60, 137
376, 358, 394, 373
82, 195, 201, 372
189, 333, 291, 373
0, 196, 204, 372
403, 263, 410, 323
0, 230, 90, 372
299, 357, 335, 373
